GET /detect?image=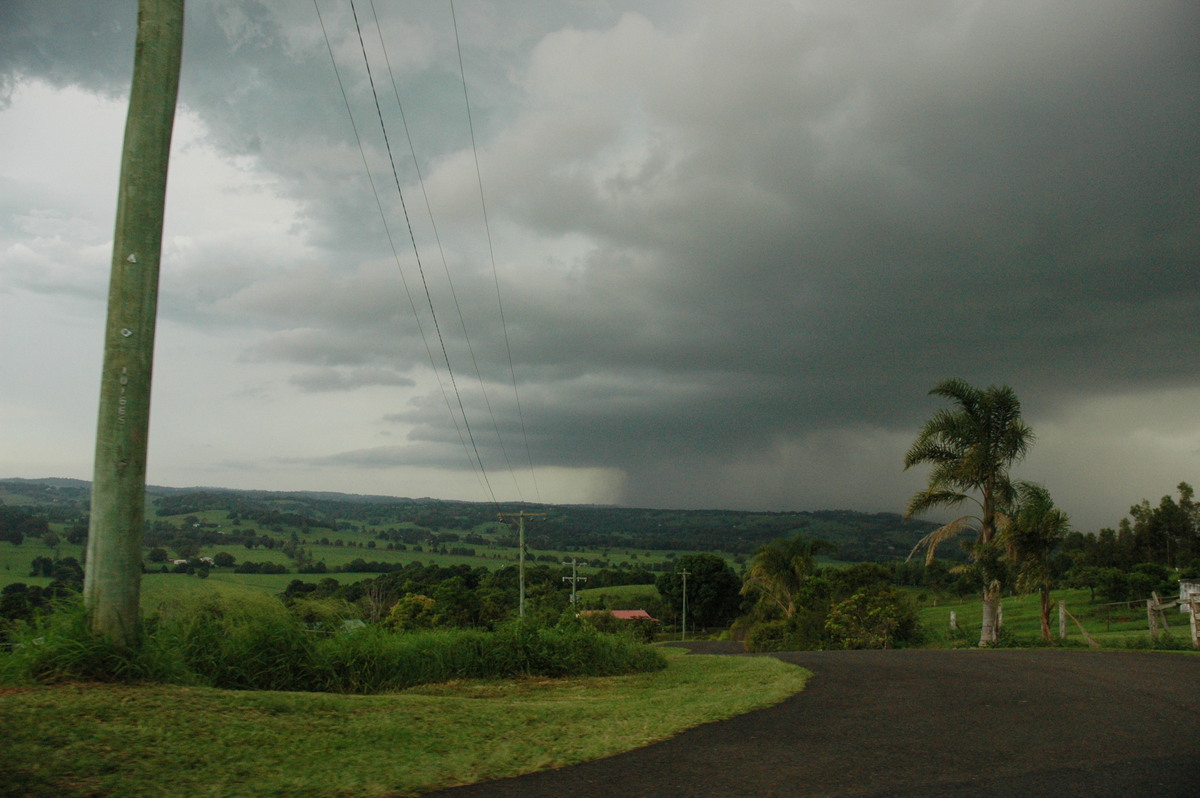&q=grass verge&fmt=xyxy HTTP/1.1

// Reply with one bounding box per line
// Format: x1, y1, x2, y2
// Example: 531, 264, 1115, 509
0, 647, 809, 797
